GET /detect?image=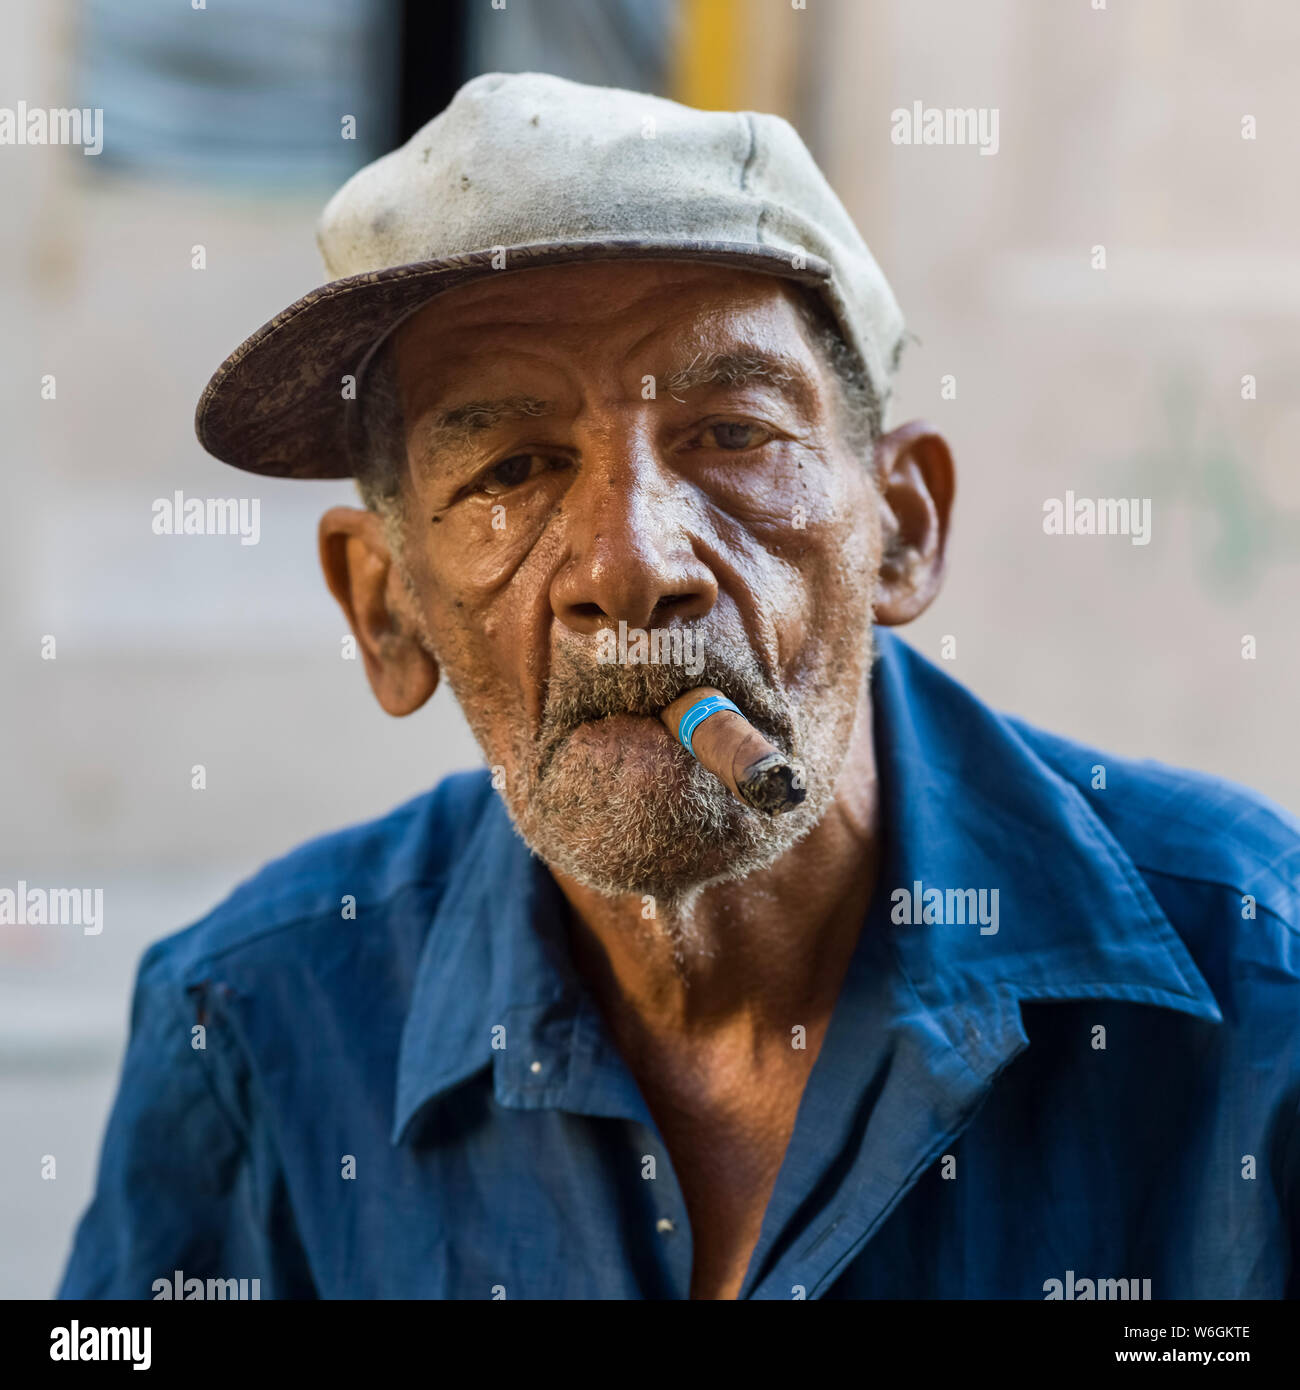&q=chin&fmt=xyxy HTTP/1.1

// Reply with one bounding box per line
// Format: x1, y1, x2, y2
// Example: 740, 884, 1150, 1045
506, 733, 819, 902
